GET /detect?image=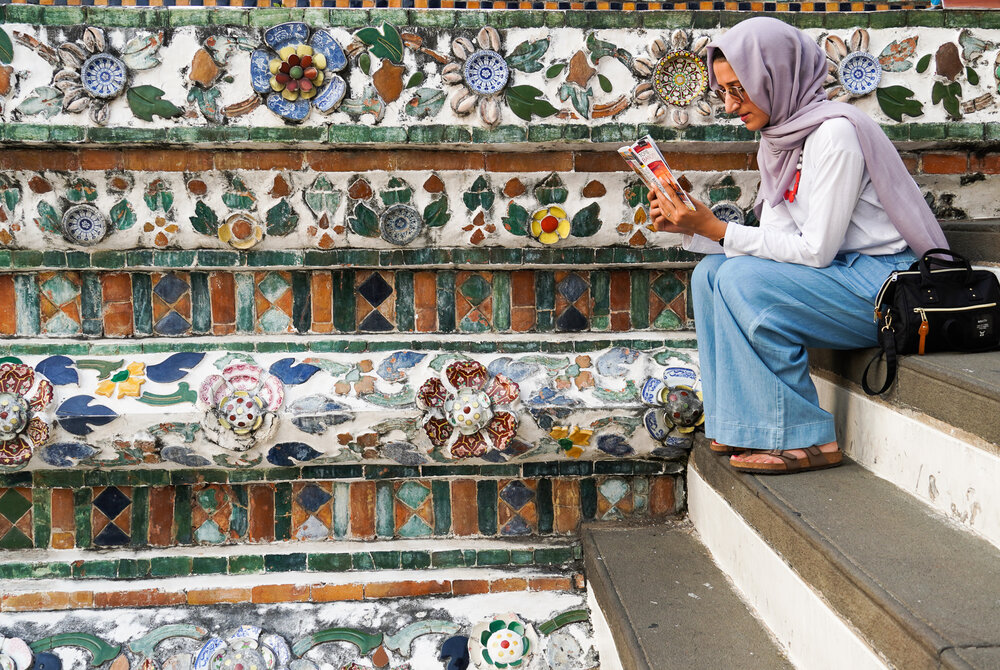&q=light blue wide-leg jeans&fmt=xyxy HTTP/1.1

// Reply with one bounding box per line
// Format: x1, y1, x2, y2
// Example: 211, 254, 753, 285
692, 250, 915, 450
